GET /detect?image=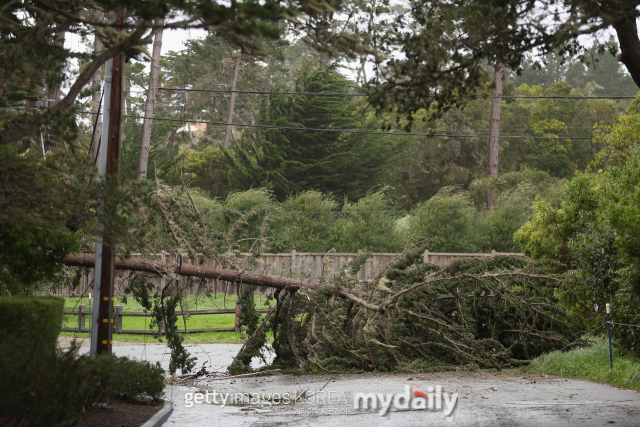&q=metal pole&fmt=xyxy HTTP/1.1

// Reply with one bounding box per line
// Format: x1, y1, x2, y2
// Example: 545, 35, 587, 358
606, 303, 613, 369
